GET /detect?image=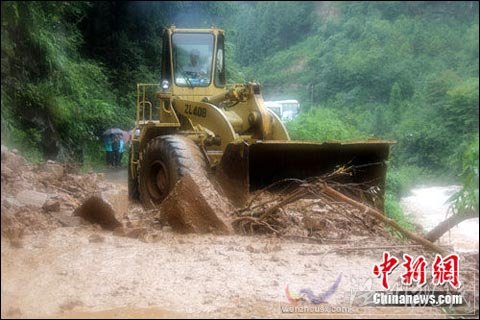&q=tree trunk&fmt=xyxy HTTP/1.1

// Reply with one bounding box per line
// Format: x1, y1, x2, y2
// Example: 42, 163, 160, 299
321, 184, 448, 255
425, 210, 478, 242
